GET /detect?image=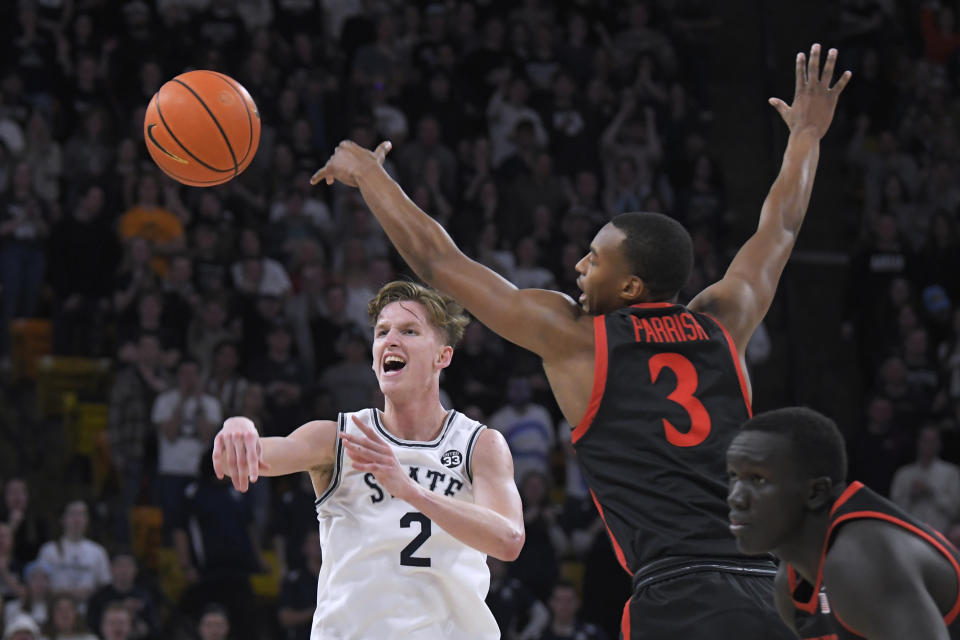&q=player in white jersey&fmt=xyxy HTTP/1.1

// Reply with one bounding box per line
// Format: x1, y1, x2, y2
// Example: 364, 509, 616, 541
212, 281, 525, 640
